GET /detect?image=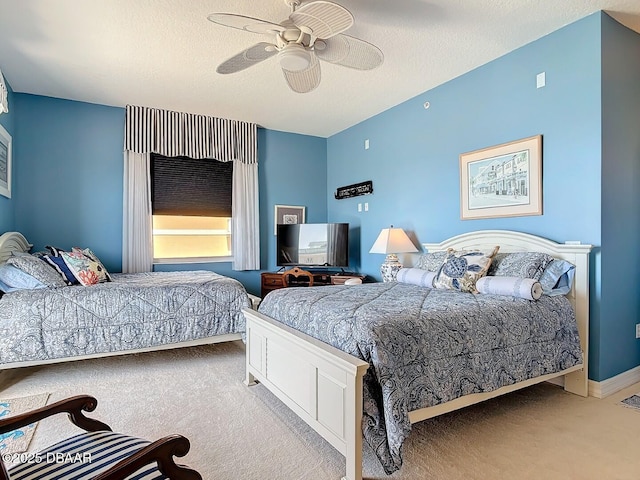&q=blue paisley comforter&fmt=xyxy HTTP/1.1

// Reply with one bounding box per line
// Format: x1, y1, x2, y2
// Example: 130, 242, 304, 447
257, 282, 582, 474
0, 271, 250, 366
